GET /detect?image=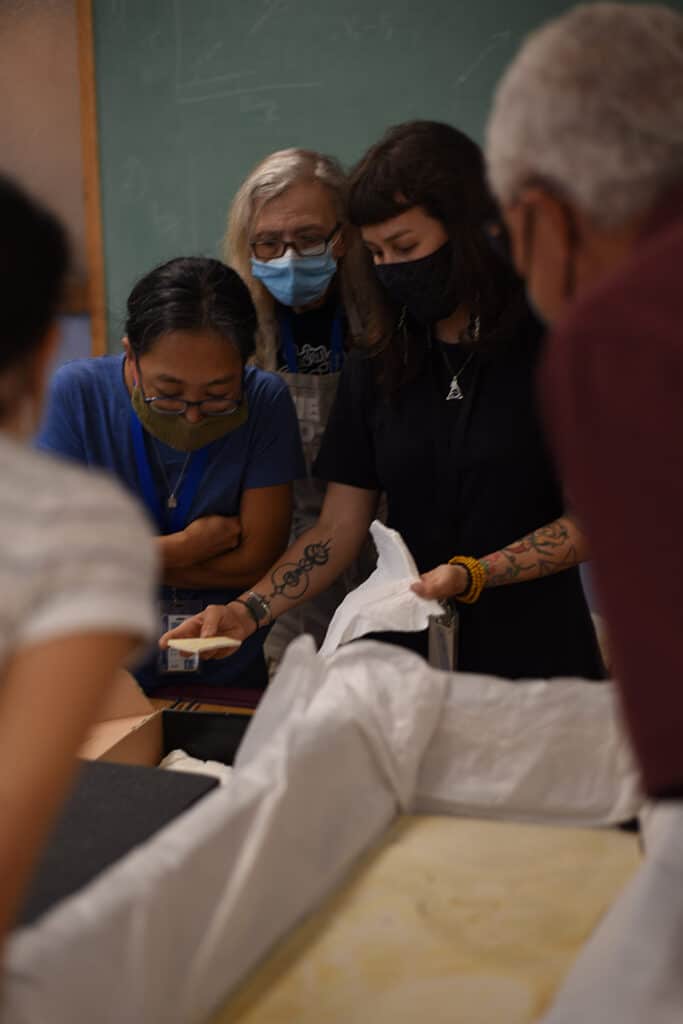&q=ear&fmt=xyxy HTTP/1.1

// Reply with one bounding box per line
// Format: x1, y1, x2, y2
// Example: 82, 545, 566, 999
525, 187, 579, 253
121, 337, 139, 385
